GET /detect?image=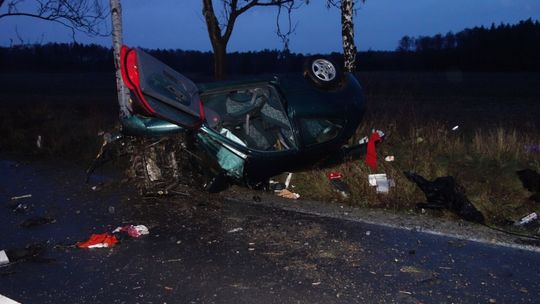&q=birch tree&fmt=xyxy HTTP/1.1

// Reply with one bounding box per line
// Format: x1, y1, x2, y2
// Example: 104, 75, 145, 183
328, 0, 365, 72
